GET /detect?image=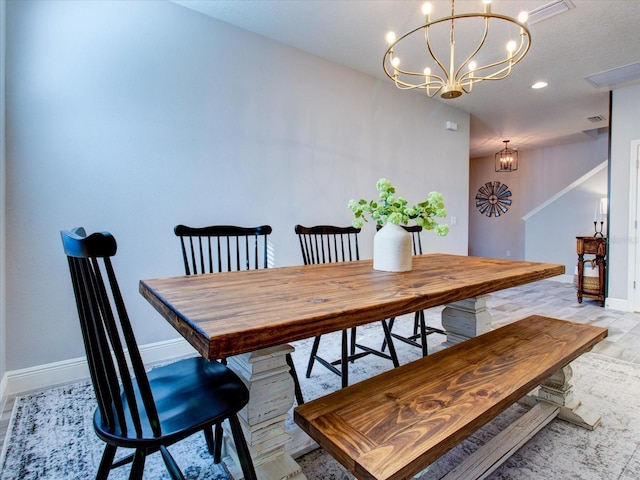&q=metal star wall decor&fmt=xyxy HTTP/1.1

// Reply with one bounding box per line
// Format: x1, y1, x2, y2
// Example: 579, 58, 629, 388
476, 181, 512, 217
